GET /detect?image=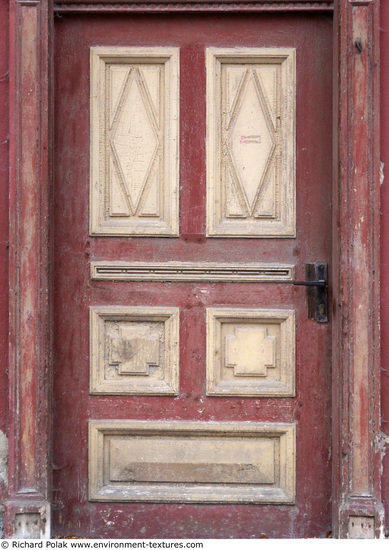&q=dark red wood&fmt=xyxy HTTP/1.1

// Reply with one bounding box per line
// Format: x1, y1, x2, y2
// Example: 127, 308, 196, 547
52, 13, 333, 538
380, 0, 389, 537
4, 0, 52, 539
332, 0, 384, 538
0, 0, 10, 512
